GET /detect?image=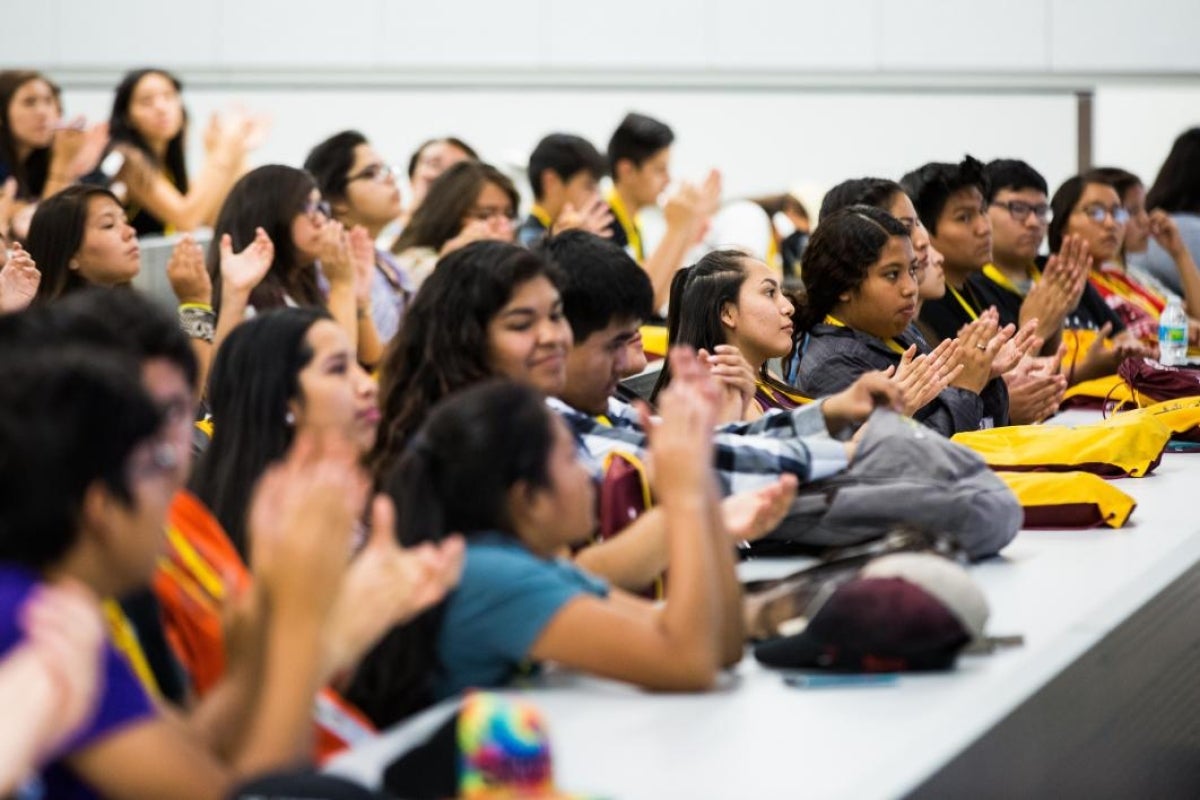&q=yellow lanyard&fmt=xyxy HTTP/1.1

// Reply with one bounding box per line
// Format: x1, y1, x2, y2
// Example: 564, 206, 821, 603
824, 314, 907, 354
982, 263, 1041, 297
102, 599, 160, 697
605, 189, 644, 263
756, 380, 811, 405
530, 204, 553, 229
946, 284, 980, 321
